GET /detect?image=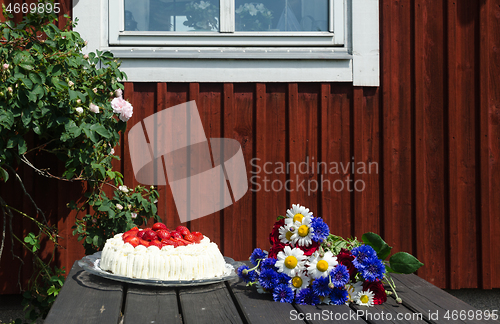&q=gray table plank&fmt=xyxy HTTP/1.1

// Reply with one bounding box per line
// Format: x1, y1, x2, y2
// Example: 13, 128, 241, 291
349, 294, 423, 324
295, 304, 367, 324
45, 261, 124, 324
179, 282, 244, 324
391, 273, 491, 324
227, 277, 306, 324
123, 284, 181, 324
